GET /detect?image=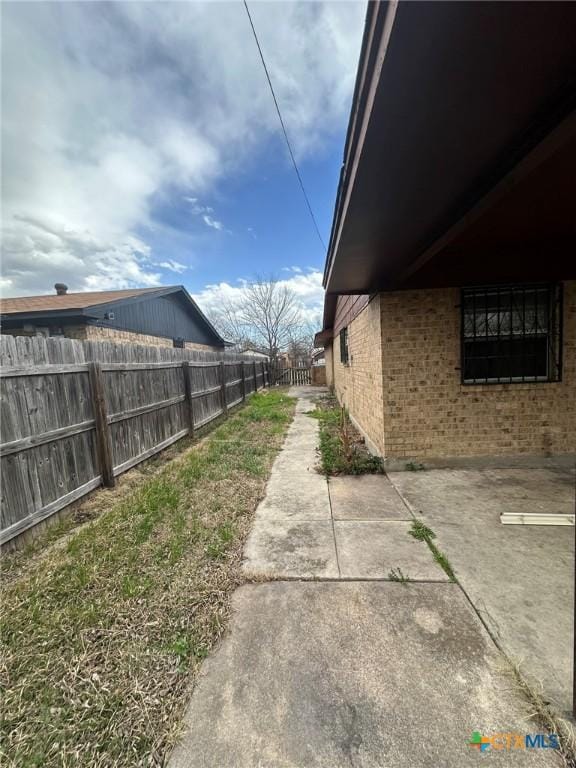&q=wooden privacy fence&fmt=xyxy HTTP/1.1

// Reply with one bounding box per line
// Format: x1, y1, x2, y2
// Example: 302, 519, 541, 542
0, 336, 269, 545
